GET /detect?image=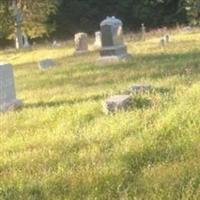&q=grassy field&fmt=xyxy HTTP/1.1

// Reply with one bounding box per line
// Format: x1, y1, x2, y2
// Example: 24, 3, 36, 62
0, 29, 200, 200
